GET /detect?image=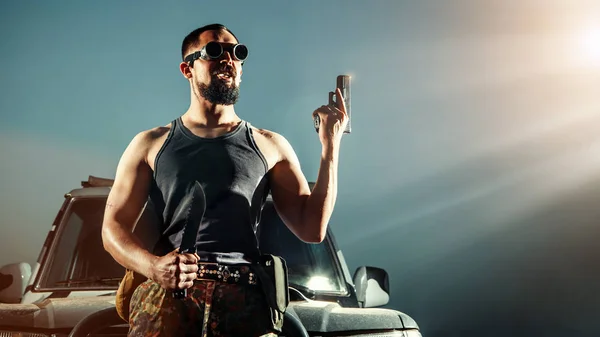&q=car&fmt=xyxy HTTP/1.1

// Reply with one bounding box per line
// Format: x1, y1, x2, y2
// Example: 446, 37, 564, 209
0, 176, 421, 337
